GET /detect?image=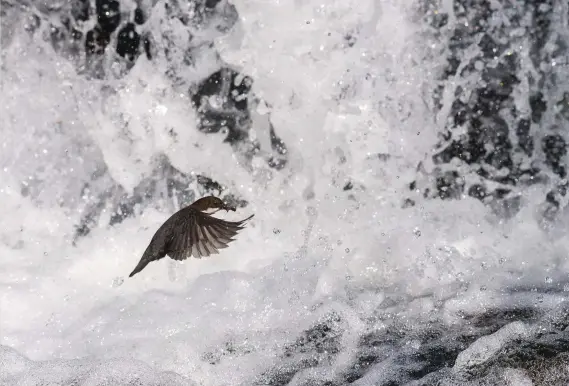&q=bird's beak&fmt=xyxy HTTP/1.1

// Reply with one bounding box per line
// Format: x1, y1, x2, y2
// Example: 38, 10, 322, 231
223, 204, 236, 212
